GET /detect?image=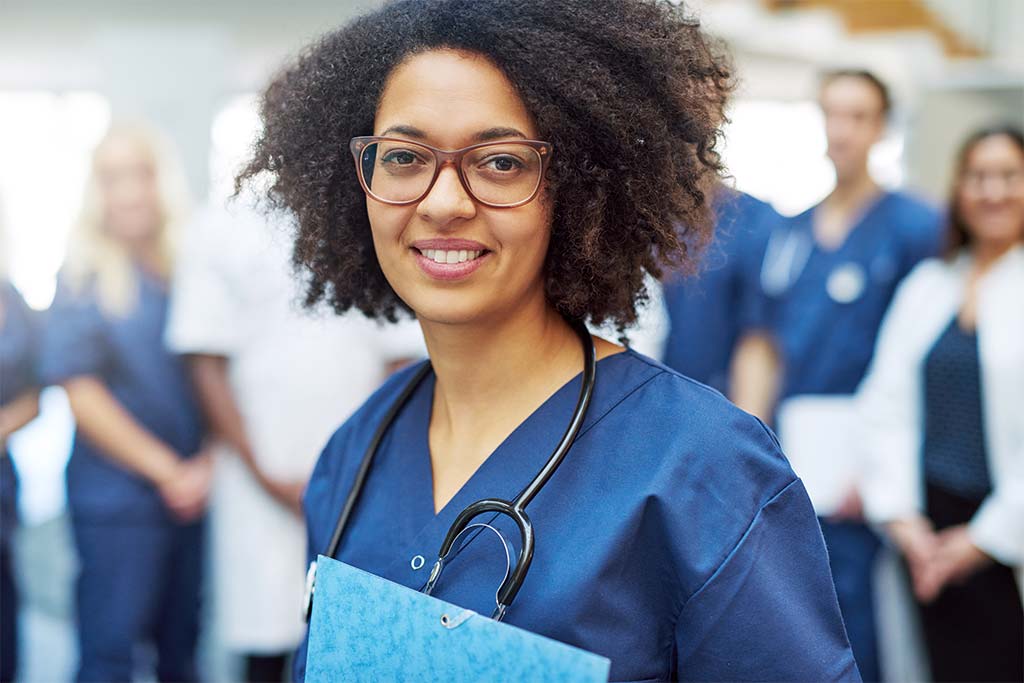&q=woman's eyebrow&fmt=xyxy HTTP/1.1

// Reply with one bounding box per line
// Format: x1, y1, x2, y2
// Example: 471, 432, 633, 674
381, 124, 427, 138
378, 125, 528, 142
474, 127, 527, 141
